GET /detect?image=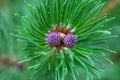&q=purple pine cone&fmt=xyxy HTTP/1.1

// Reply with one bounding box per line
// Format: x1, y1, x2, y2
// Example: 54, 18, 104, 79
47, 32, 61, 47
64, 34, 77, 48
